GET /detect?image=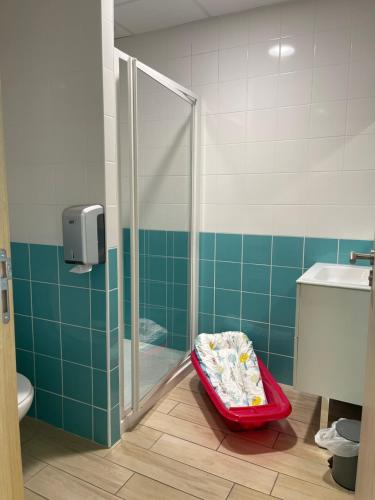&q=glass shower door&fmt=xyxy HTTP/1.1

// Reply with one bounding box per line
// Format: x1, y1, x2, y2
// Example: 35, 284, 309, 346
136, 67, 193, 403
